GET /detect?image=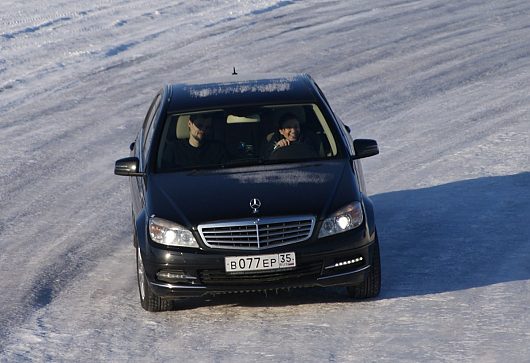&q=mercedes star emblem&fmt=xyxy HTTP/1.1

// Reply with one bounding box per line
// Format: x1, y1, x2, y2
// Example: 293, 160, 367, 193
250, 198, 261, 214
